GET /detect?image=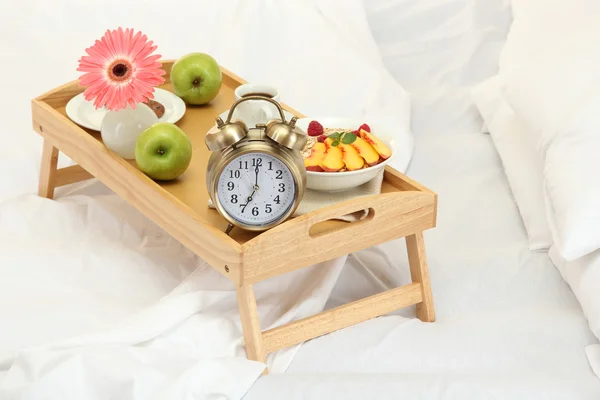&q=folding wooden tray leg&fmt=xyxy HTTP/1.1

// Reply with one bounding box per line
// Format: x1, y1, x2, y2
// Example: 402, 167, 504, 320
406, 232, 436, 322
236, 283, 268, 373
38, 139, 59, 199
